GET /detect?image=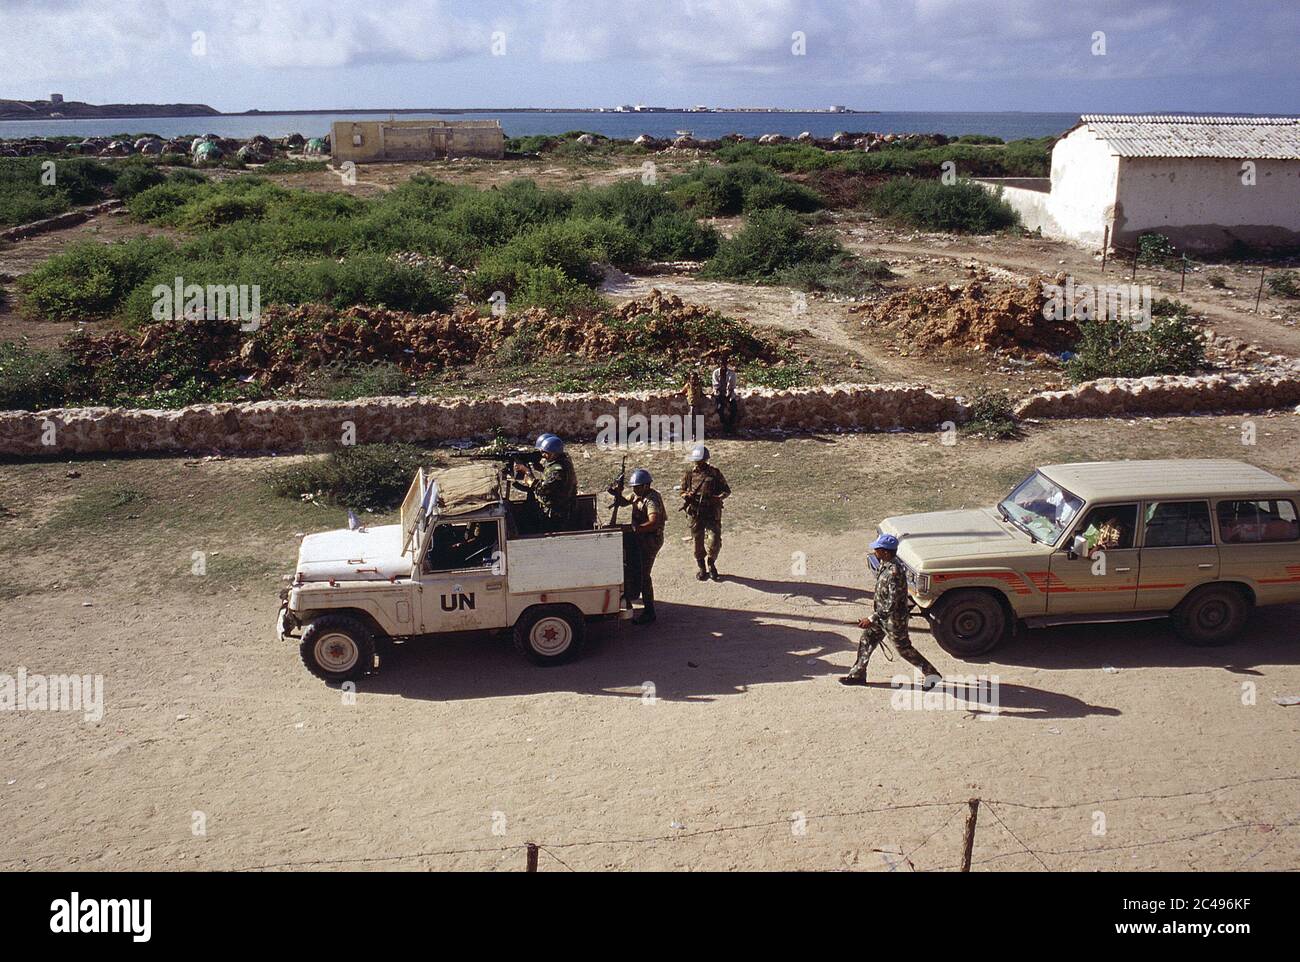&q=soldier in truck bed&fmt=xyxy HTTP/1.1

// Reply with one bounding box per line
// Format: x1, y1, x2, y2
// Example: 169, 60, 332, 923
513, 434, 578, 533
680, 444, 730, 581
